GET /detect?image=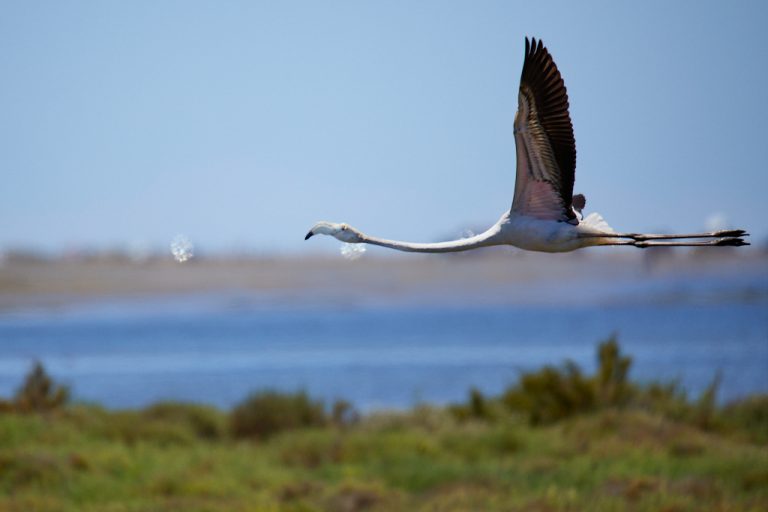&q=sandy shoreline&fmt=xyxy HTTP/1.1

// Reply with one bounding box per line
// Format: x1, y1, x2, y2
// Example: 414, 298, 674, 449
1, 250, 765, 312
